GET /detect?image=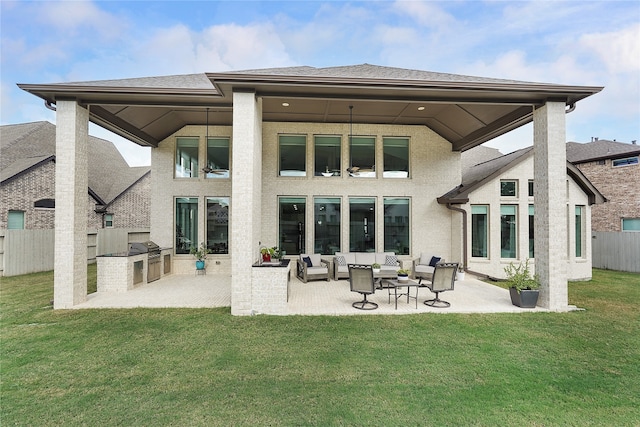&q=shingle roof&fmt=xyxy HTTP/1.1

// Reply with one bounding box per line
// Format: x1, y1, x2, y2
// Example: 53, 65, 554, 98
0, 121, 150, 205
461, 145, 503, 171
566, 140, 640, 163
